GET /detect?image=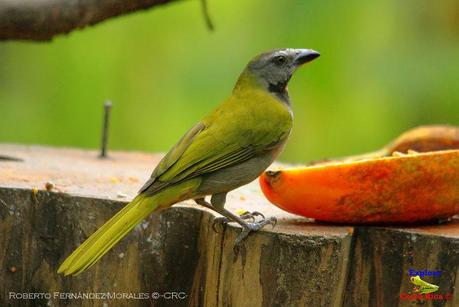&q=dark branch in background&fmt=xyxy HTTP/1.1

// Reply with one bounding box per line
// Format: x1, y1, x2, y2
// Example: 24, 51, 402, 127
200, 0, 214, 31
0, 0, 180, 41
